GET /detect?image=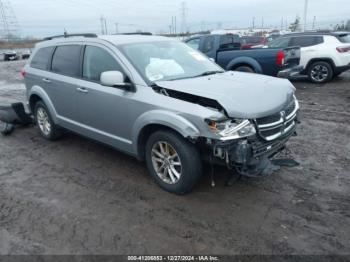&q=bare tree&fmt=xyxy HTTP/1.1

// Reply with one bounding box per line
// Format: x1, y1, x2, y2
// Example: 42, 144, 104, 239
289, 16, 301, 32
